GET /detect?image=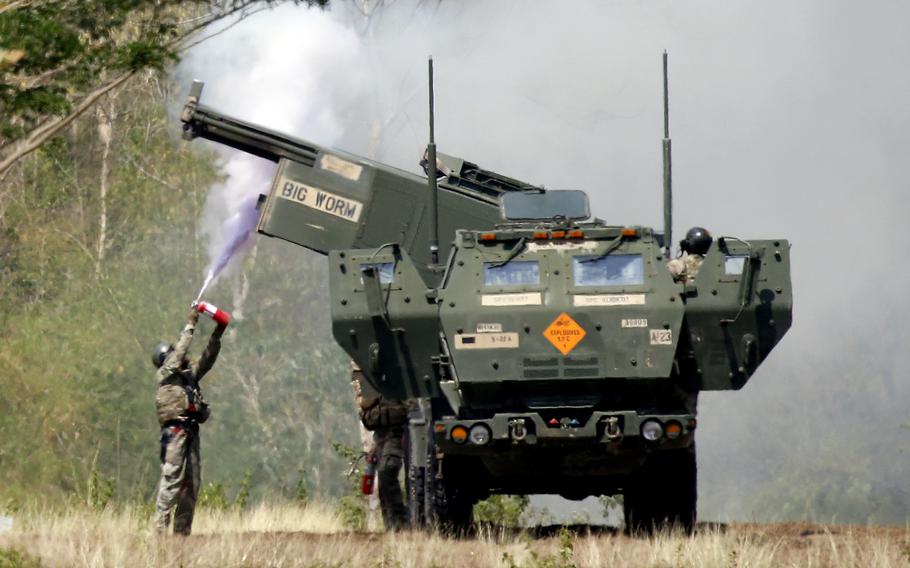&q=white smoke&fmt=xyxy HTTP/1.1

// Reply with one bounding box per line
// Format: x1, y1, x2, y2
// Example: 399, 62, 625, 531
176, 7, 369, 294
176, 0, 910, 523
